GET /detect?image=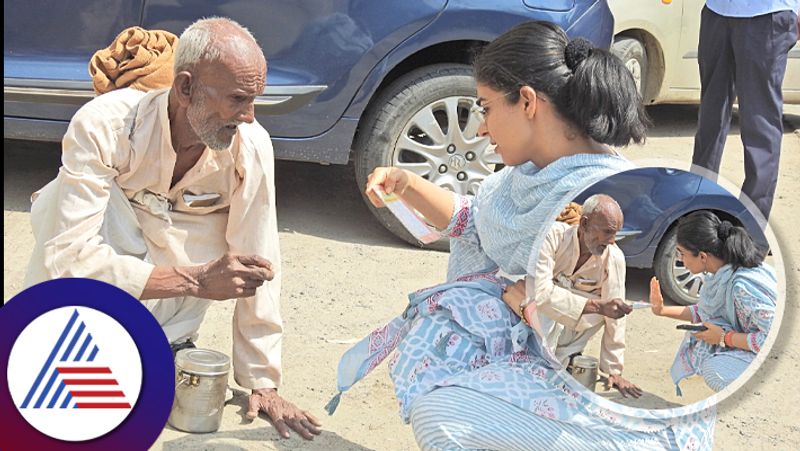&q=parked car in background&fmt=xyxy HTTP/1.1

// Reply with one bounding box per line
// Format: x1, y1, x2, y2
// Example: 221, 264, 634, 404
4, 0, 614, 247
609, 0, 800, 104
575, 167, 768, 306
